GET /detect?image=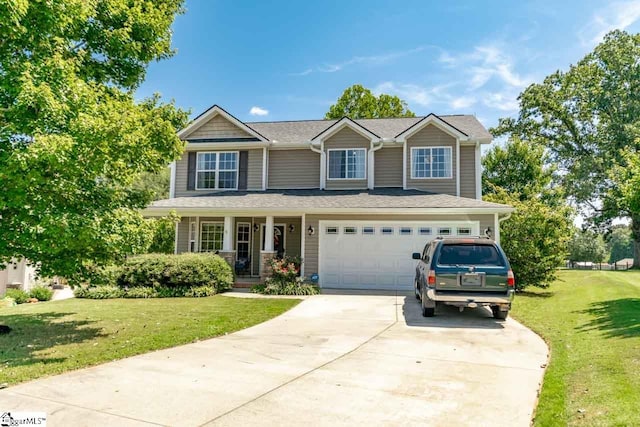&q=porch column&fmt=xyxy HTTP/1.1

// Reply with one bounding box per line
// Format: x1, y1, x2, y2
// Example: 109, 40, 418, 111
494, 213, 500, 244
218, 216, 236, 270
260, 215, 277, 281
